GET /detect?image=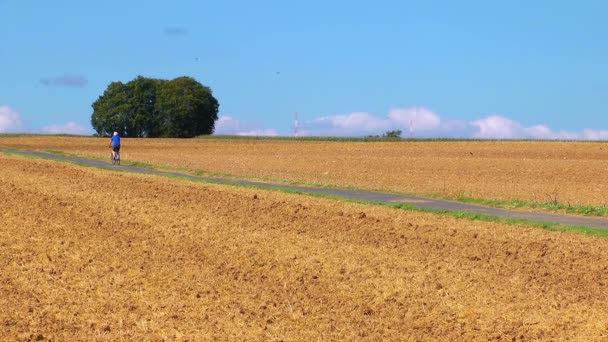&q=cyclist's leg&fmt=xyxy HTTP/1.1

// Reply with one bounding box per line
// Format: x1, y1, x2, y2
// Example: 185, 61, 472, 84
111, 146, 119, 161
